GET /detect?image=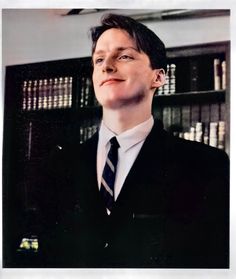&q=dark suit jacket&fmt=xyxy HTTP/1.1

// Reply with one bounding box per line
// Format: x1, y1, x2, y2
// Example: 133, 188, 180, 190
38, 120, 229, 268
